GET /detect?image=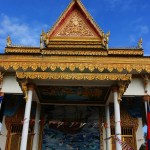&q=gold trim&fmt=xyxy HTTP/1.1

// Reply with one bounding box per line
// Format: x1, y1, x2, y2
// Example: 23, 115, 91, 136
108, 50, 143, 55
1, 56, 150, 73
5, 48, 40, 53
16, 72, 132, 81
42, 50, 107, 56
